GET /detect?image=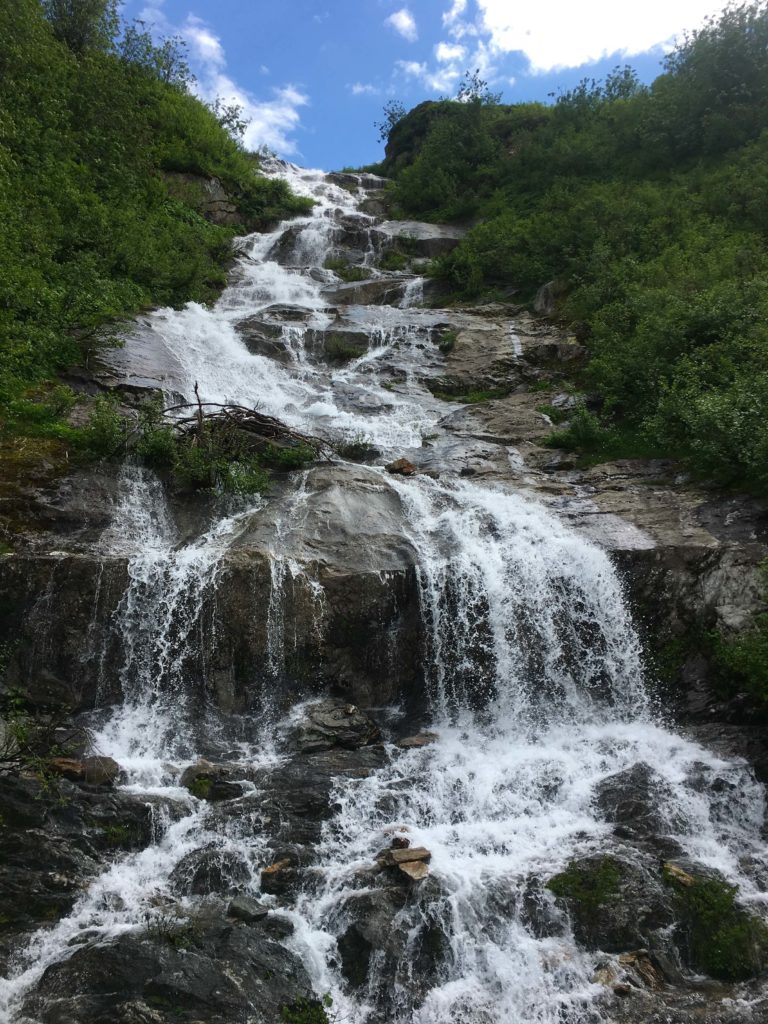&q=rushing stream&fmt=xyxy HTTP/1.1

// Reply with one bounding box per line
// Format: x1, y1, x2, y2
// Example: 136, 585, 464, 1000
2, 164, 768, 1024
